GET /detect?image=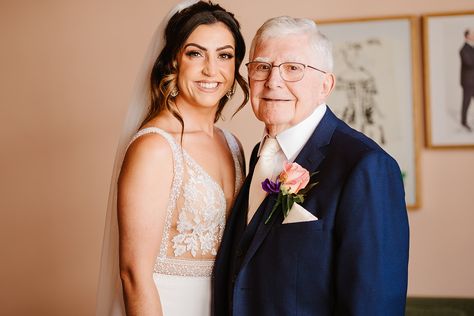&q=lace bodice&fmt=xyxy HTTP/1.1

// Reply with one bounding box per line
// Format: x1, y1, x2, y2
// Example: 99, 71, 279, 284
128, 127, 244, 277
